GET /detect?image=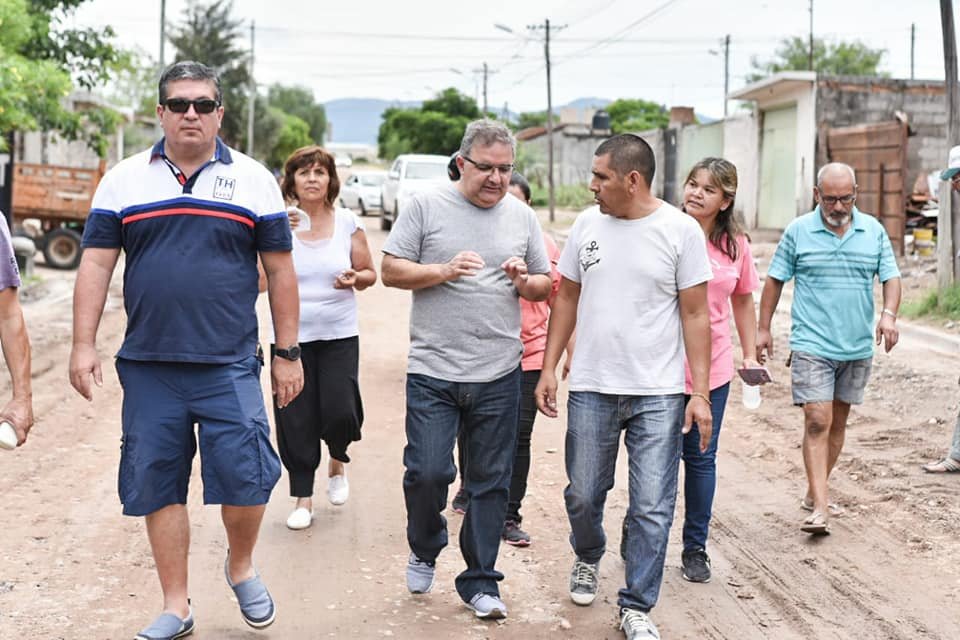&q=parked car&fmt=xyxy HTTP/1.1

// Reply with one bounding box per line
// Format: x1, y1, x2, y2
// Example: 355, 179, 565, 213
339, 170, 386, 216
334, 154, 353, 168
380, 154, 450, 230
